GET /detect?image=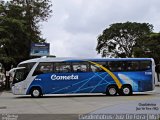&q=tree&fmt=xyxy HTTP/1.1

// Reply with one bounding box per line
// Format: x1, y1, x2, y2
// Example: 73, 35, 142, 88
134, 33, 160, 58
6, 0, 52, 55
0, 0, 52, 89
134, 33, 160, 60
96, 22, 153, 58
